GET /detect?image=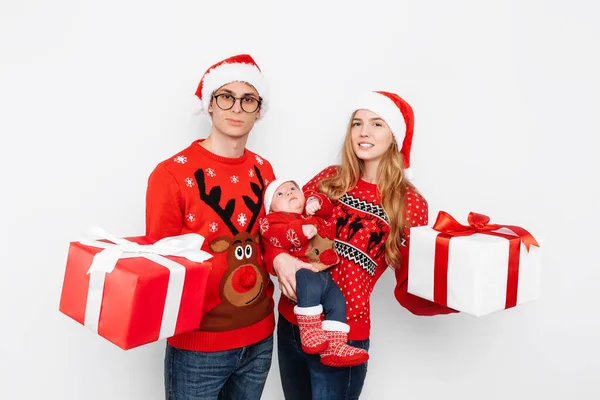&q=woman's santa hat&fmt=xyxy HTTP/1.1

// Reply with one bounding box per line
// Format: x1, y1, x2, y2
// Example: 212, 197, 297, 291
195, 54, 269, 119
349, 91, 415, 179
